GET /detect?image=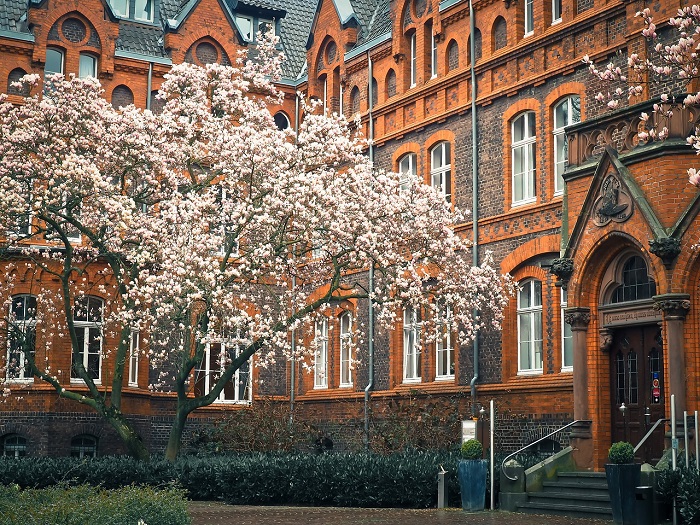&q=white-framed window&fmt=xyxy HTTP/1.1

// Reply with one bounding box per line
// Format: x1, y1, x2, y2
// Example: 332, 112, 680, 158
517, 279, 543, 374
339, 83, 344, 117
435, 304, 454, 379
44, 48, 64, 91
128, 329, 139, 386
71, 296, 103, 383
236, 15, 253, 41
110, 0, 128, 17
235, 15, 275, 42
512, 111, 536, 205
398, 153, 417, 190
561, 288, 573, 371
339, 312, 353, 387
2, 434, 27, 458
71, 434, 97, 458
134, 0, 154, 22
403, 307, 421, 382
552, 0, 562, 24
430, 31, 438, 78
553, 96, 581, 194
314, 319, 328, 388
194, 336, 252, 403
322, 76, 328, 114
524, 0, 534, 35
78, 53, 97, 79
430, 142, 452, 203
409, 33, 417, 87
7, 294, 37, 382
